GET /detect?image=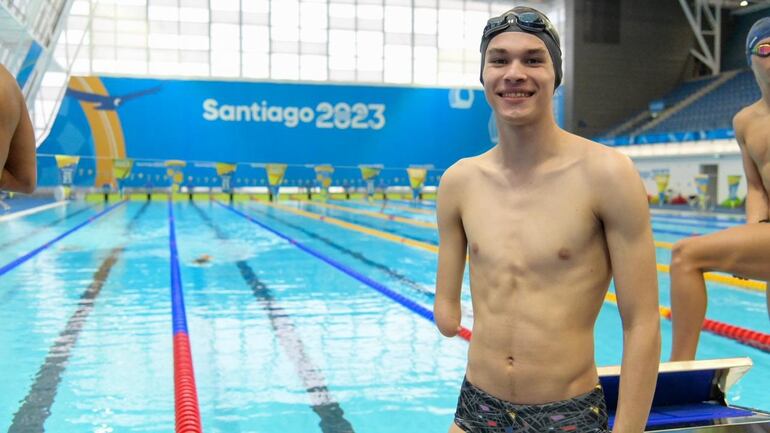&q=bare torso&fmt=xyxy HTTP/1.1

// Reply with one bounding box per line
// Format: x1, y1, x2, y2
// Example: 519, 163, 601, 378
0, 66, 19, 172
458, 135, 614, 404
737, 102, 770, 198
0, 64, 36, 193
